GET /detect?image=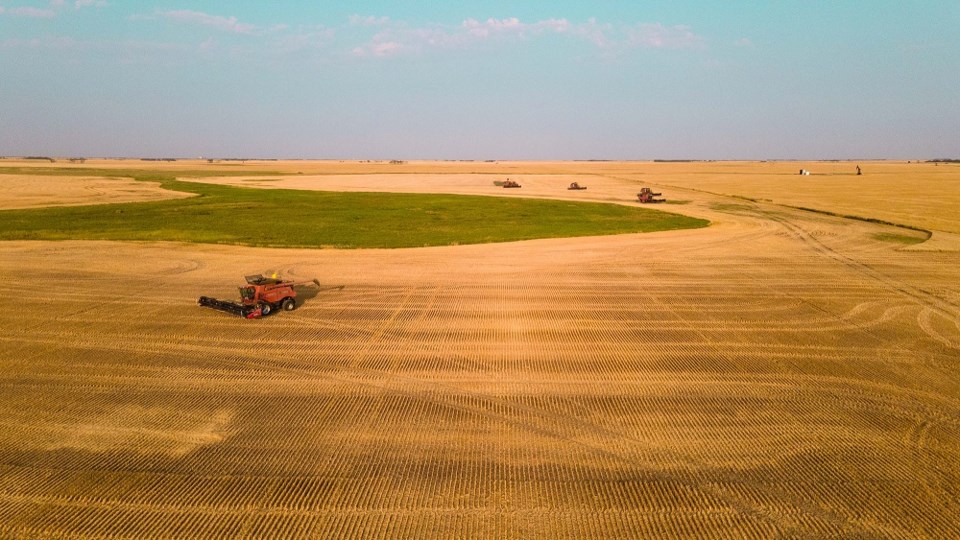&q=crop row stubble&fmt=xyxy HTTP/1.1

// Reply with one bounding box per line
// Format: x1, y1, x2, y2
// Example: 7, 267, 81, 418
1, 164, 959, 538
